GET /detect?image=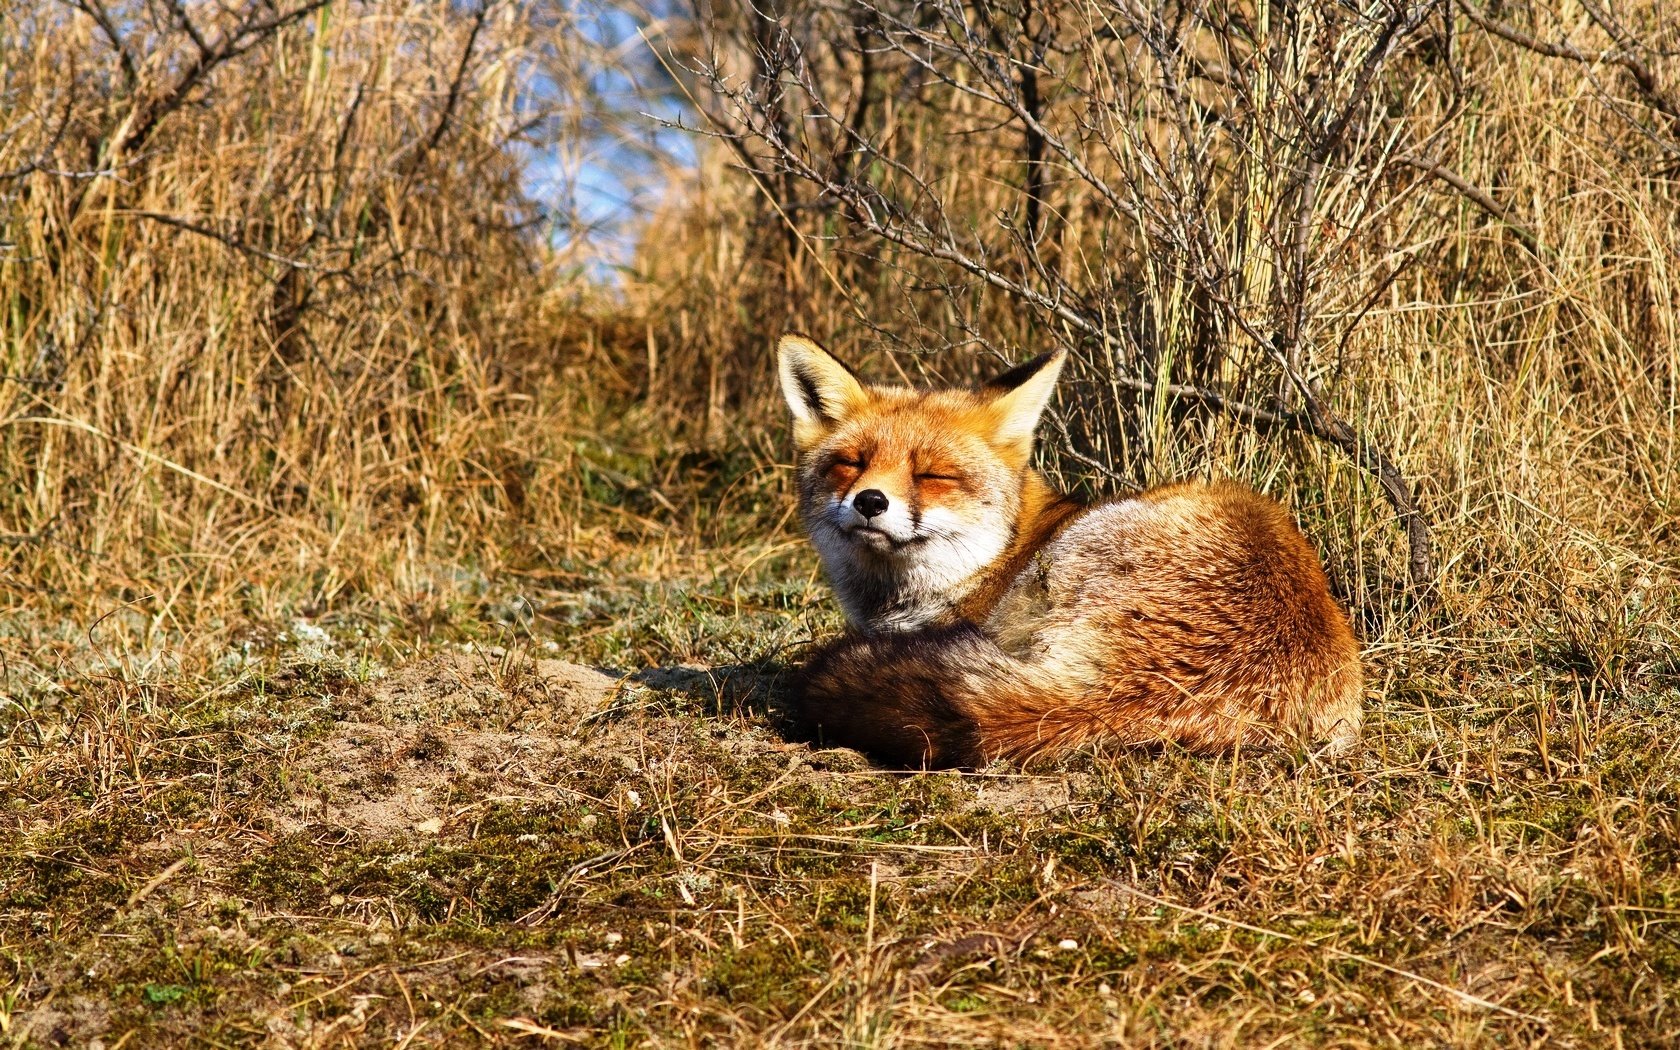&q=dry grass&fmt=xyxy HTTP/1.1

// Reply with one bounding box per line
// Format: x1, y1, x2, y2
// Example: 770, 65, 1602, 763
2, 0, 1679, 1046
0, 1, 661, 640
